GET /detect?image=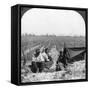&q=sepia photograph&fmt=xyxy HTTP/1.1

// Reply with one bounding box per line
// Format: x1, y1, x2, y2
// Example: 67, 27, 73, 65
21, 6, 87, 83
